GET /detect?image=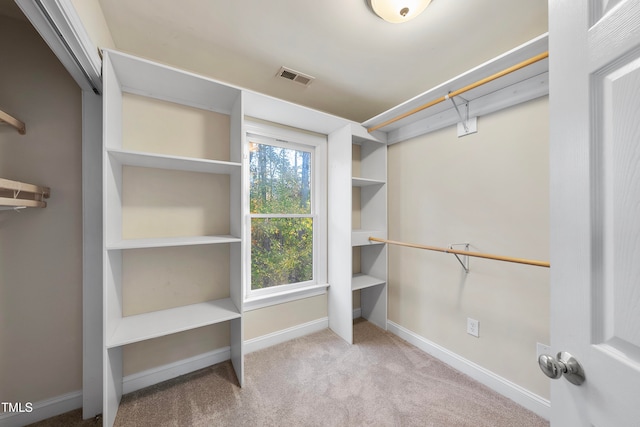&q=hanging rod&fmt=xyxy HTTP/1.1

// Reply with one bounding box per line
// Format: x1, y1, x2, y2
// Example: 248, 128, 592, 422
367, 51, 549, 133
369, 237, 550, 268
0, 109, 26, 135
